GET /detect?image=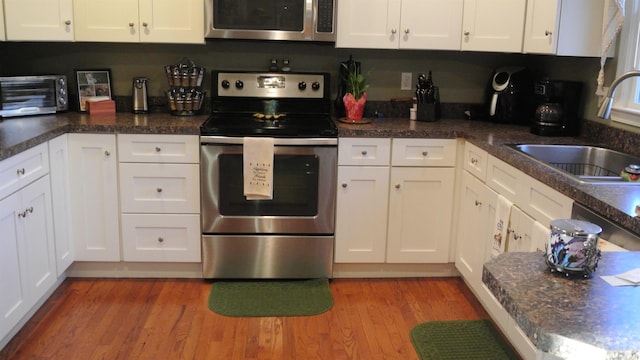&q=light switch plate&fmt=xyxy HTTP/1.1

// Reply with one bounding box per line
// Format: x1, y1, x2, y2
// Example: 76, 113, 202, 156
401, 72, 412, 90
